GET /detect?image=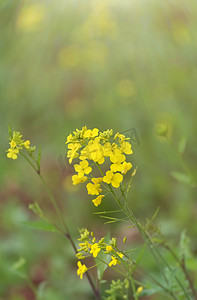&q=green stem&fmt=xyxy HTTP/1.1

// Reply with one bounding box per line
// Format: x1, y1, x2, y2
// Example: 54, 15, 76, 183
95, 162, 190, 299
20, 151, 100, 300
